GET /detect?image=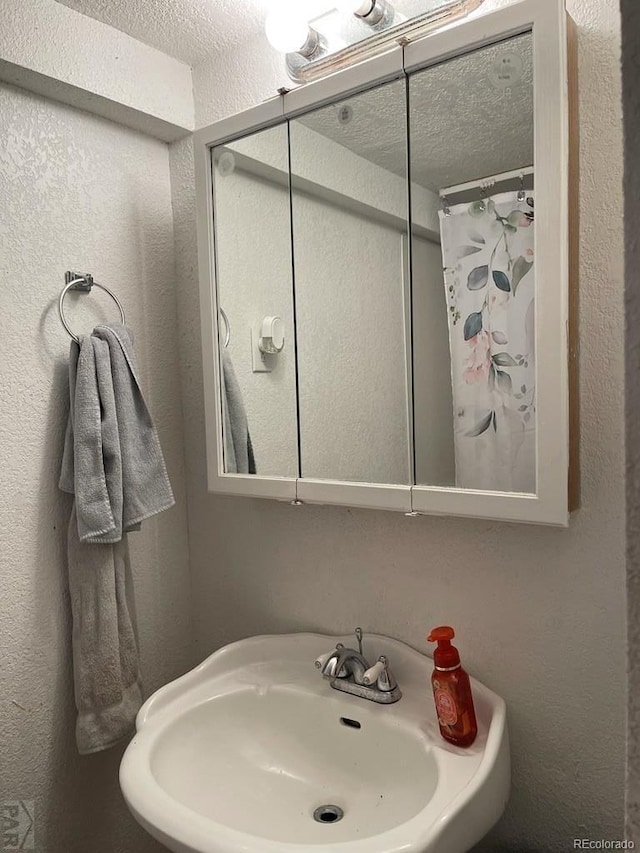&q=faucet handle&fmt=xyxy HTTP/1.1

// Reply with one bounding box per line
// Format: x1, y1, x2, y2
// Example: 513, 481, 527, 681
362, 656, 387, 686
363, 655, 398, 692
315, 643, 347, 678
315, 651, 333, 670
314, 643, 343, 669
